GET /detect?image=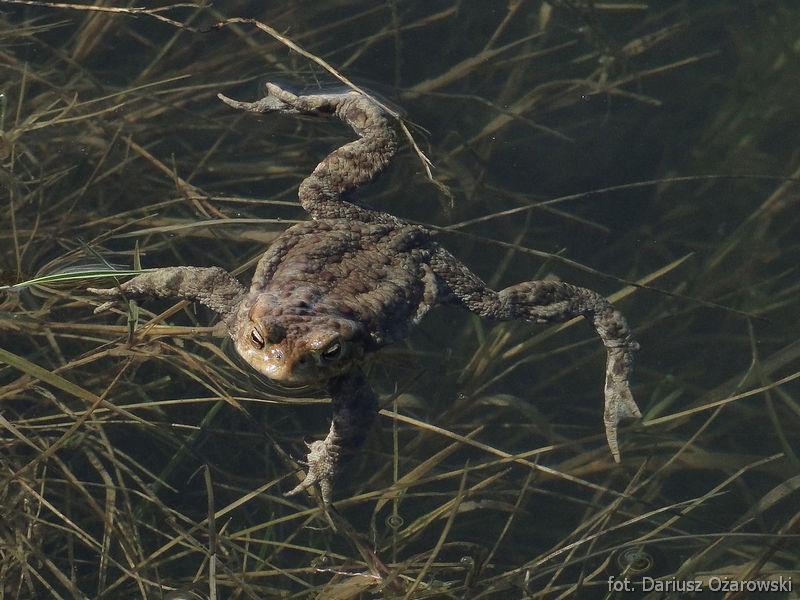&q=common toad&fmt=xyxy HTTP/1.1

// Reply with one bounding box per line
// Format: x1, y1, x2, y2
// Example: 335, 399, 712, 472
89, 83, 640, 504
